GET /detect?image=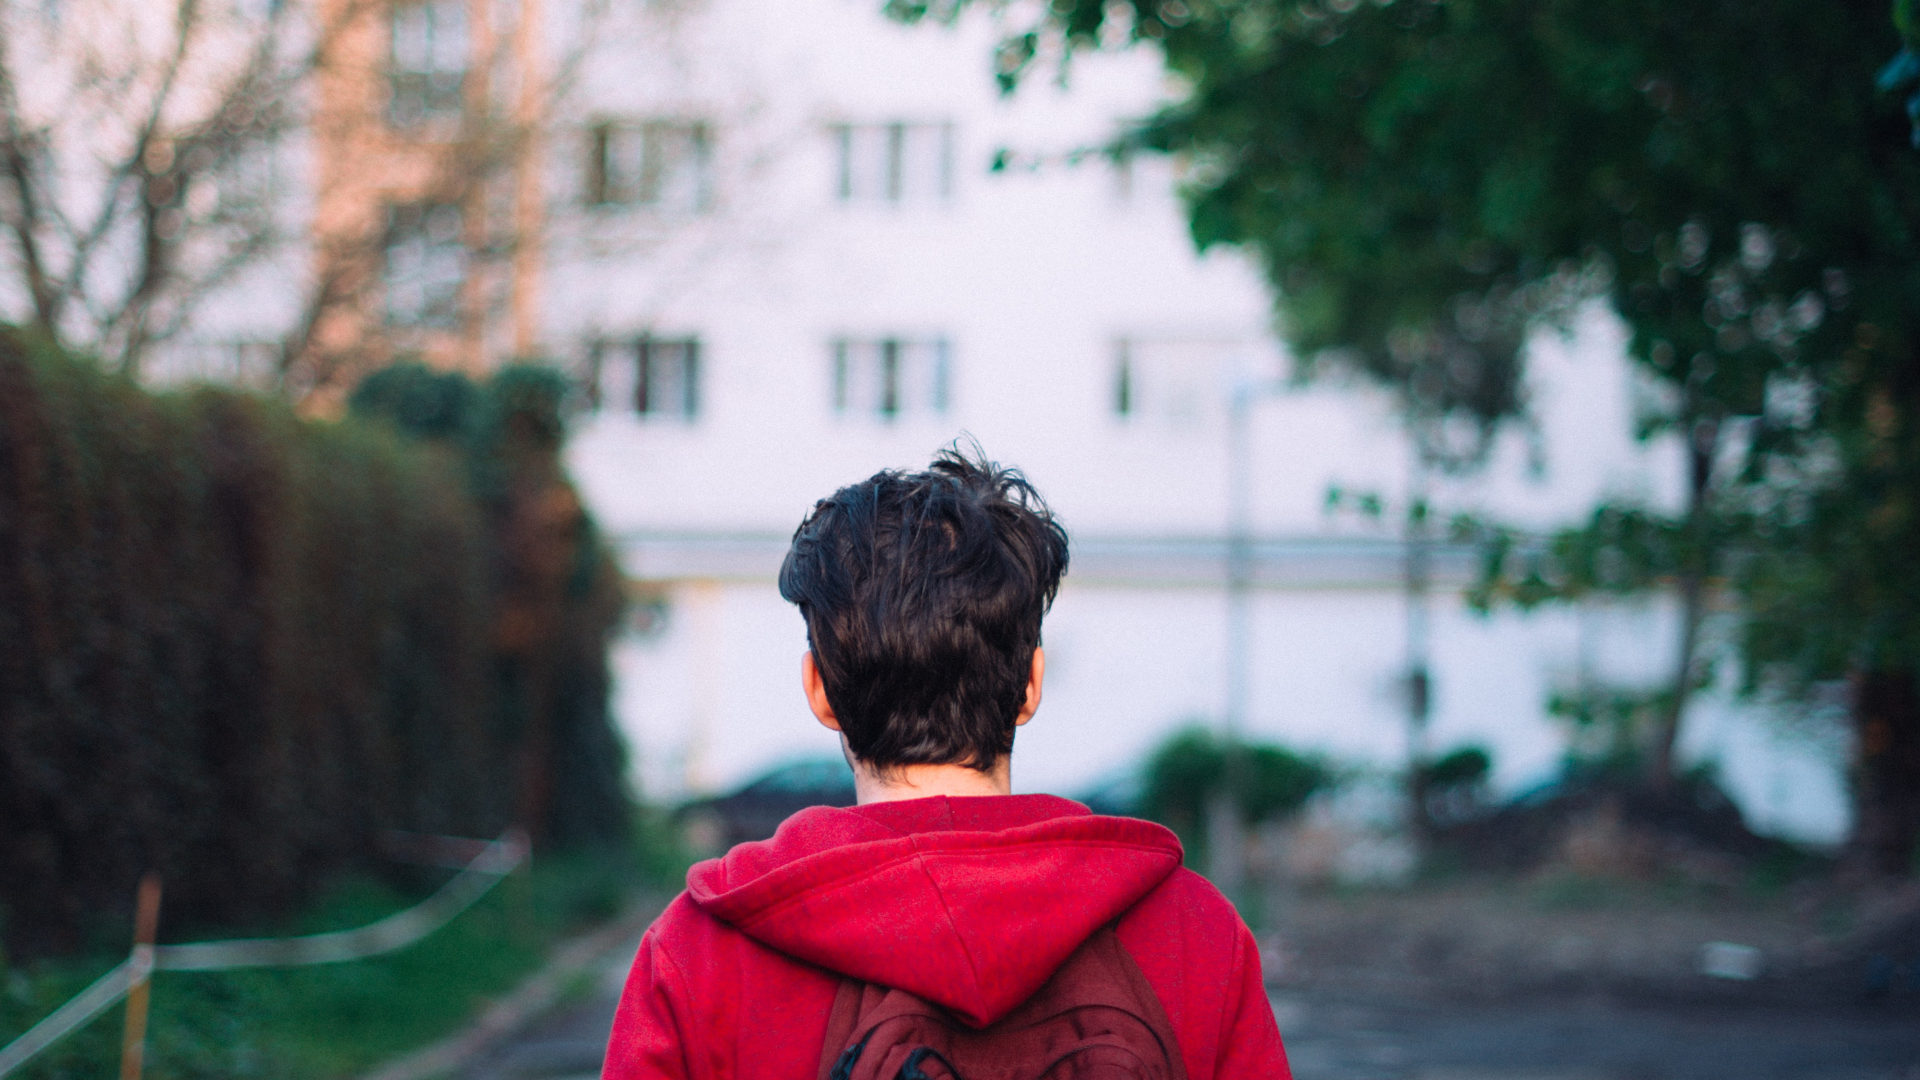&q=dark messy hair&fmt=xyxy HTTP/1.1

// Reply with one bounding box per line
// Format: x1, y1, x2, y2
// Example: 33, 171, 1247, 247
778, 444, 1069, 773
